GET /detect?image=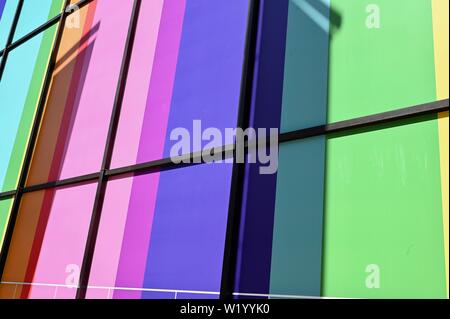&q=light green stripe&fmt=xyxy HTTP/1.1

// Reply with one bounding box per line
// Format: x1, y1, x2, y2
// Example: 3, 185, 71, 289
2, 1, 63, 191
323, 117, 446, 298
0, 198, 13, 249
328, 0, 437, 122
